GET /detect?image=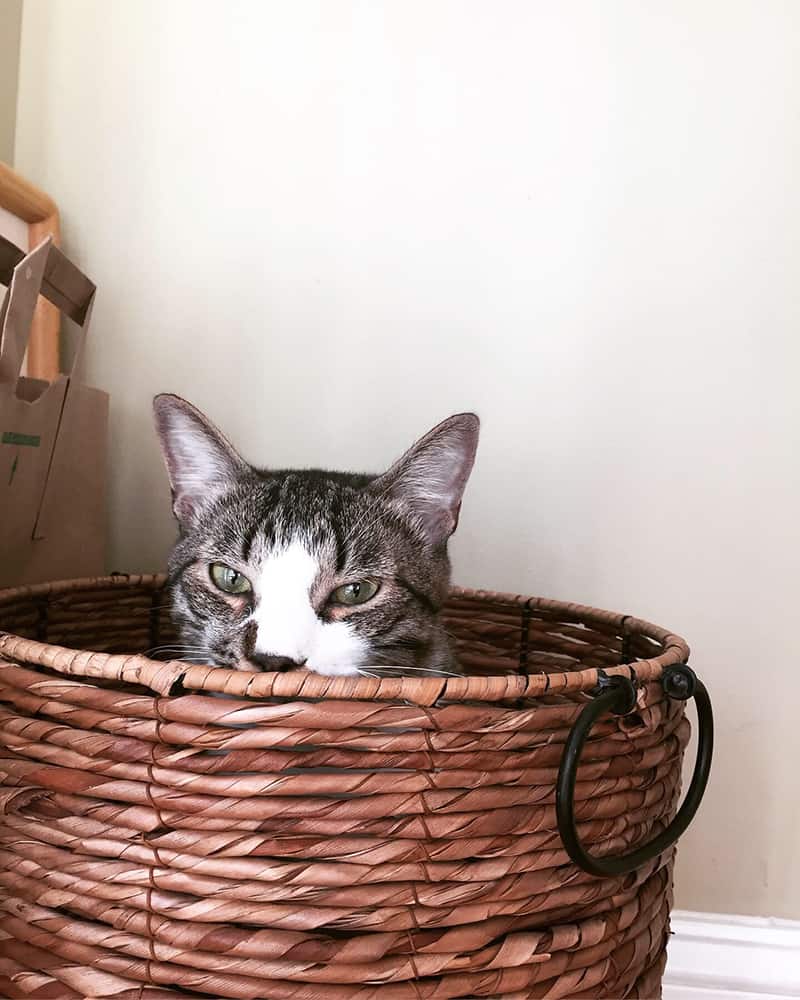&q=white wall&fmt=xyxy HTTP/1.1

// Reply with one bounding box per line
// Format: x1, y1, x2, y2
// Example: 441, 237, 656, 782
15, 0, 800, 920
0, 0, 22, 163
